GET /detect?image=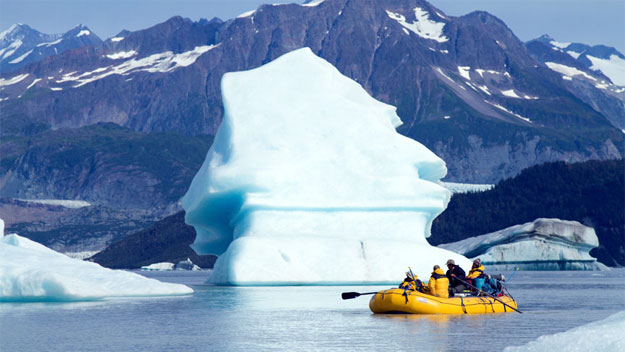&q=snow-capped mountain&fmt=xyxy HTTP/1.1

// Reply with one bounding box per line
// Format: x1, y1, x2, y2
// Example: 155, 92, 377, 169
531, 34, 625, 86
526, 35, 625, 129
0, 23, 102, 74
